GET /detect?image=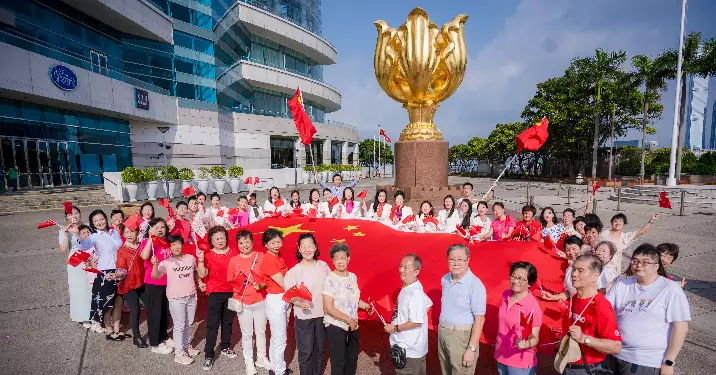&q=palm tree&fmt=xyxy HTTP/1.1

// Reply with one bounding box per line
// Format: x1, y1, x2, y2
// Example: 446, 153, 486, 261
674, 33, 716, 178
570, 49, 627, 178
631, 51, 677, 182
